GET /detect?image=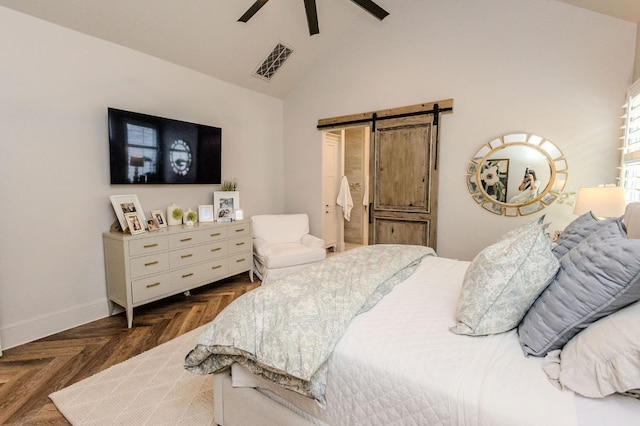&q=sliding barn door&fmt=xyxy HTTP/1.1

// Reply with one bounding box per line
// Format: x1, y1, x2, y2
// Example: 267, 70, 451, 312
369, 115, 439, 250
